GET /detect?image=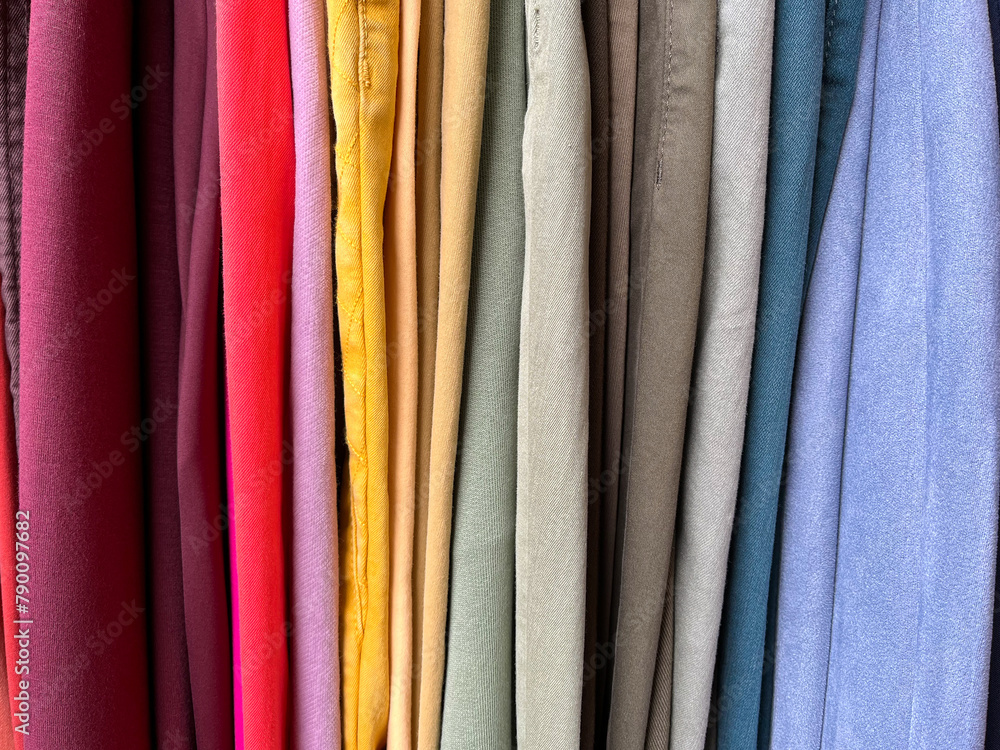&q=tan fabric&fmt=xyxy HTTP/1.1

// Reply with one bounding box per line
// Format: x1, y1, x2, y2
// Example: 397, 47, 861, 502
385, 0, 422, 741
410, 0, 442, 737
413, 0, 490, 745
